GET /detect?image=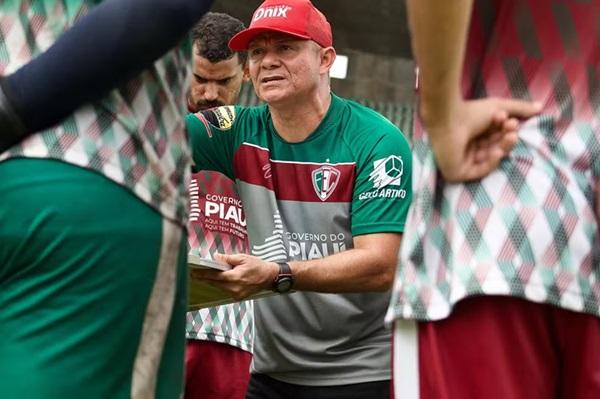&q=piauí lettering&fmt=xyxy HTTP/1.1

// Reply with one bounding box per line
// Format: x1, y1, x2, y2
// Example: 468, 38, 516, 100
289, 241, 347, 260
285, 231, 348, 260
204, 201, 247, 226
